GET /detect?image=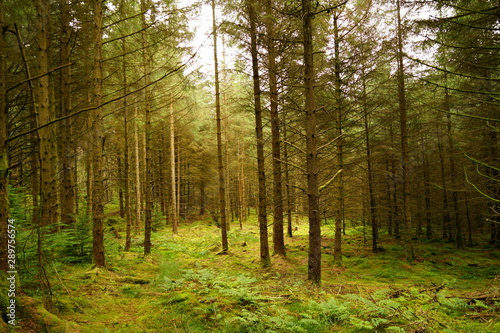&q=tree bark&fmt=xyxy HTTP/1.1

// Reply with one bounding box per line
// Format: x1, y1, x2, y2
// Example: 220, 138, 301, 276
134, 104, 141, 235
361, 68, 377, 253
265, 0, 285, 257
34, 0, 57, 228
212, 0, 229, 253
396, 0, 414, 260
121, 13, 132, 251
333, 12, 344, 265
238, 141, 247, 228
91, 0, 106, 268
438, 134, 452, 241
34, 0, 55, 309
59, 0, 76, 226
421, 133, 432, 239
247, 0, 270, 265
302, 0, 321, 284
141, 0, 153, 255
170, 99, 179, 234
443, 74, 463, 249
223, 101, 231, 230
283, 117, 293, 238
